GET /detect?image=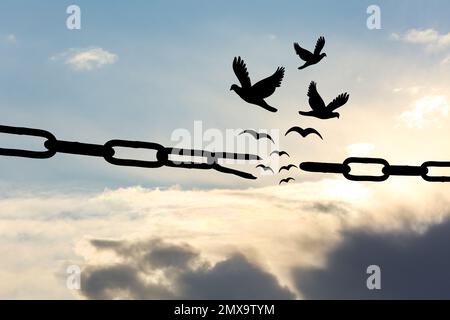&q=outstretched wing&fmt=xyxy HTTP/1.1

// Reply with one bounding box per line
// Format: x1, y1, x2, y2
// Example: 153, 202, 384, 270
302, 128, 323, 140
233, 56, 251, 88
259, 132, 274, 143
294, 42, 314, 61
285, 126, 323, 140
278, 164, 297, 173
252, 67, 285, 98
327, 92, 349, 111
314, 36, 325, 55
307, 81, 326, 111
270, 150, 290, 157
279, 177, 295, 185
256, 164, 274, 174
